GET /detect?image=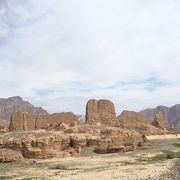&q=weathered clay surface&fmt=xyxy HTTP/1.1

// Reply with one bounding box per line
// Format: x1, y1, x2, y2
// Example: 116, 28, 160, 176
0, 124, 8, 134
0, 131, 70, 159
0, 149, 23, 162
0, 124, 4, 130
70, 135, 87, 153
9, 111, 78, 131
118, 110, 165, 135
0, 125, 144, 160
152, 113, 166, 130
47, 122, 70, 131
85, 99, 119, 126
92, 127, 143, 153
64, 125, 100, 135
